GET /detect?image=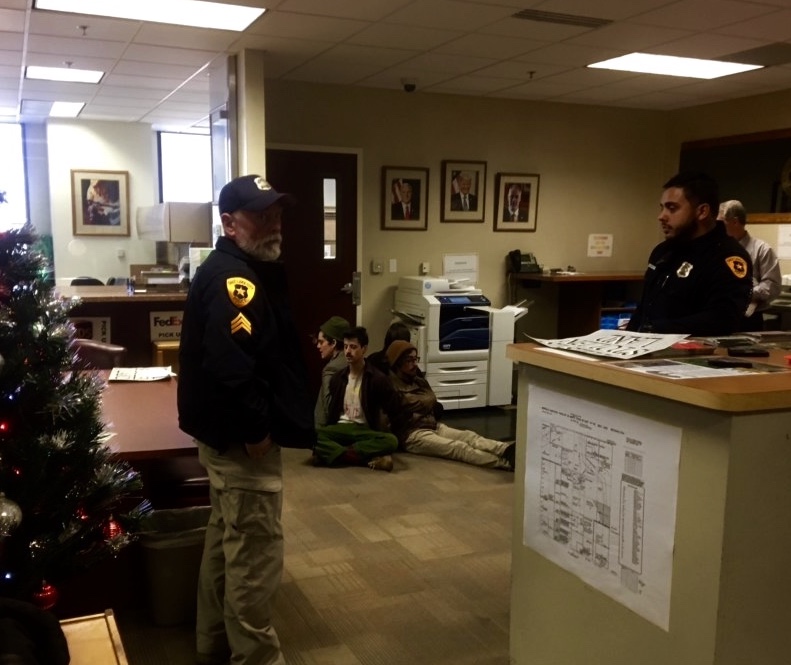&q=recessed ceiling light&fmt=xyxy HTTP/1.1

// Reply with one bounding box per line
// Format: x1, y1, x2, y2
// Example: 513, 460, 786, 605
50, 101, 85, 117
588, 53, 763, 79
34, 0, 266, 31
26, 65, 103, 84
